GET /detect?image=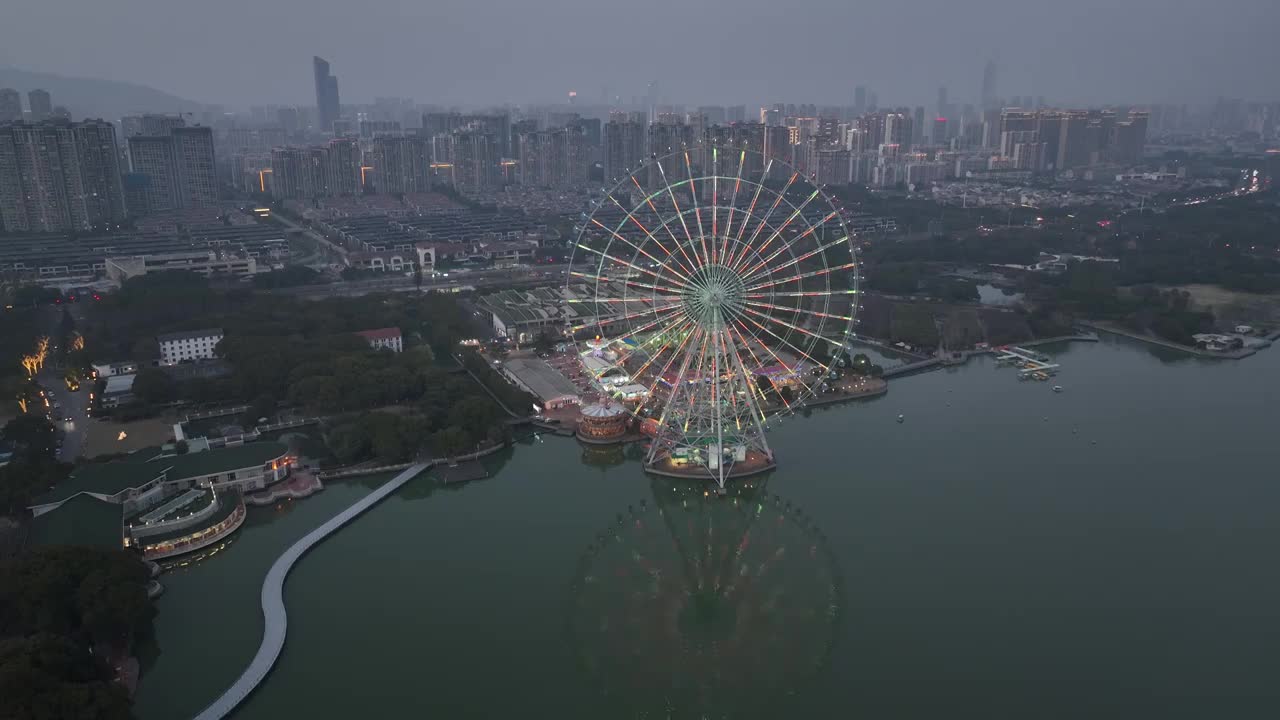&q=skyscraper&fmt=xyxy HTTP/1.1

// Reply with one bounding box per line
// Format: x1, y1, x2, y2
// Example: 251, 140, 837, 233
172, 127, 217, 207
127, 124, 217, 212
27, 90, 52, 121
313, 56, 341, 132
0, 120, 126, 232
371, 135, 432, 194
0, 89, 21, 123
603, 120, 645, 184
854, 86, 867, 114
127, 136, 180, 213
981, 60, 998, 110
